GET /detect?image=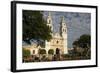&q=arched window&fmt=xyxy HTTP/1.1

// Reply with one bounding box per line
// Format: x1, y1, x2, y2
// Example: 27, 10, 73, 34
49, 20, 51, 23
48, 19, 51, 24
33, 50, 35, 54
56, 40, 59, 44
63, 29, 64, 32
65, 29, 66, 32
